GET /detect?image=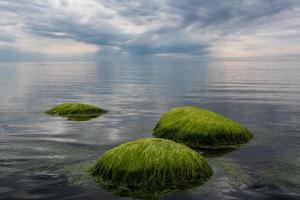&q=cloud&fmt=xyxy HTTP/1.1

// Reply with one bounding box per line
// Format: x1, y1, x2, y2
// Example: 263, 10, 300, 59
0, 0, 300, 60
